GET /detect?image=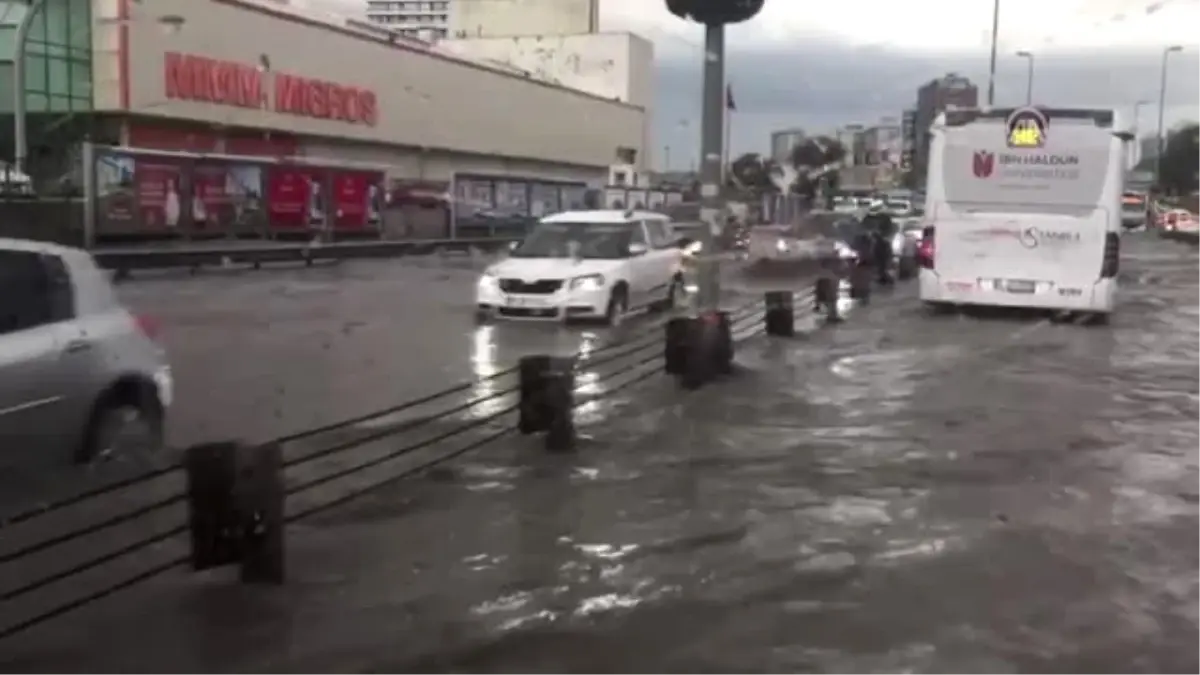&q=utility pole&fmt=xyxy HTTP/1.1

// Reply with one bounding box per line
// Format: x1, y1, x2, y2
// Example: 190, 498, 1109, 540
986, 0, 1000, 106
1156, 45, 1183, 189
695, 23, 725, 312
